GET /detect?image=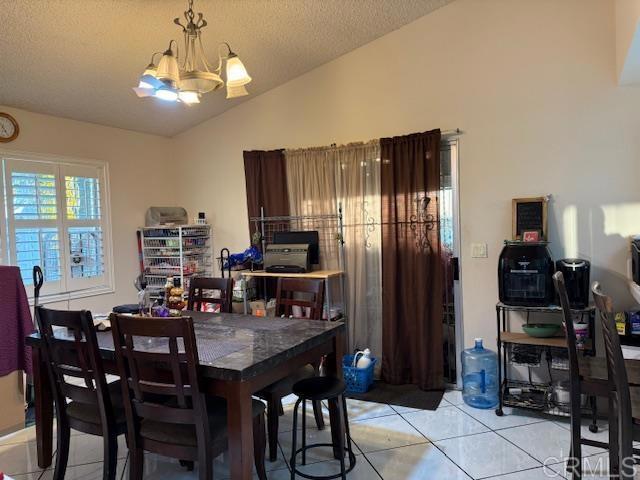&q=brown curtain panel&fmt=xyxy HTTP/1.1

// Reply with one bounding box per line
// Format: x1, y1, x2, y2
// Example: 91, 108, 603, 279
380, 129, 444, 390
243, 149, 289, 240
